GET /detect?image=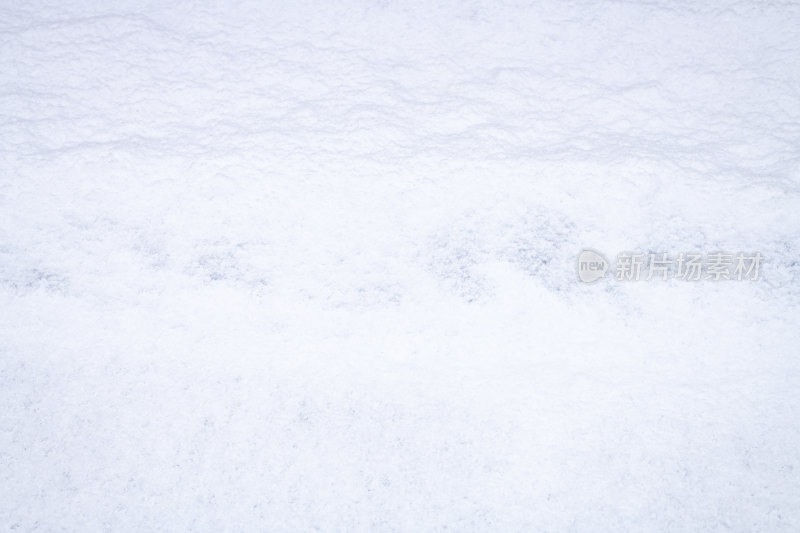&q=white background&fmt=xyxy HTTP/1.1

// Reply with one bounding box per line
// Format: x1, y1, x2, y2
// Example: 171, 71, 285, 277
1, 1, 799, 530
